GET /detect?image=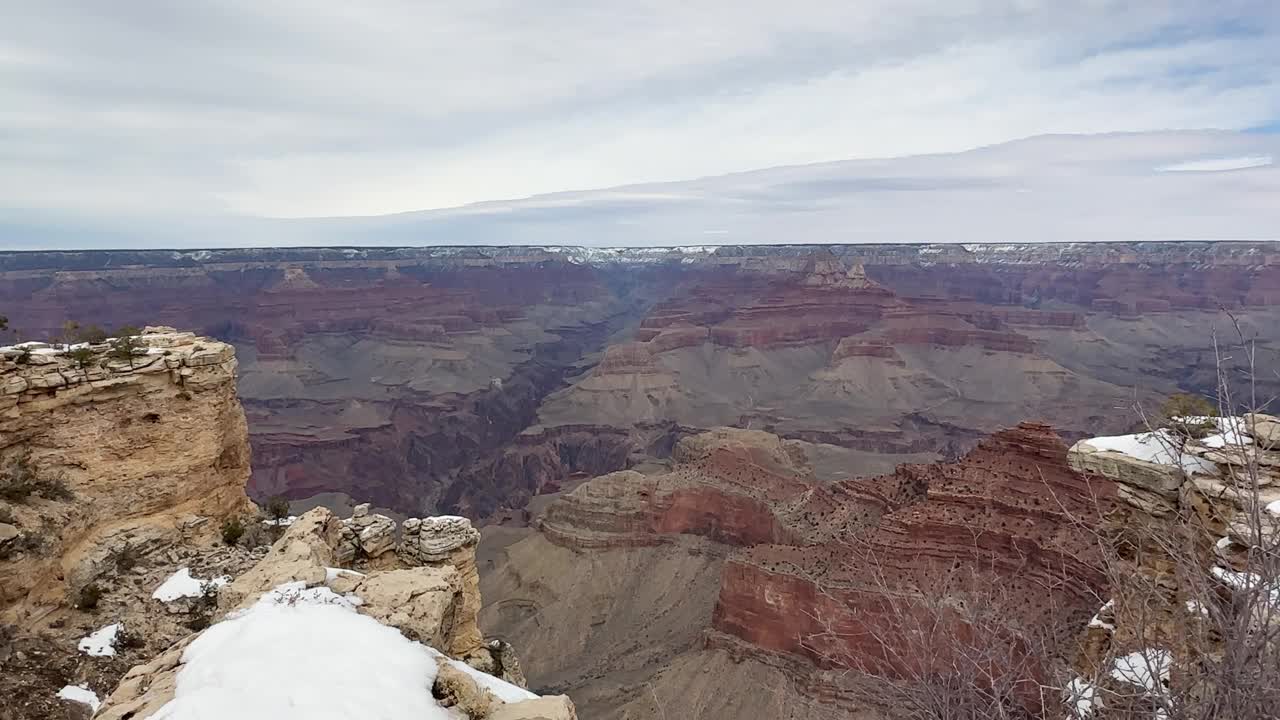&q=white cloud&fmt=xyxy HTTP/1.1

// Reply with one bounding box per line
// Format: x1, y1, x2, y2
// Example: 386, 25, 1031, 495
0, 1, 1278, 231
1157, 155, 1274, 172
